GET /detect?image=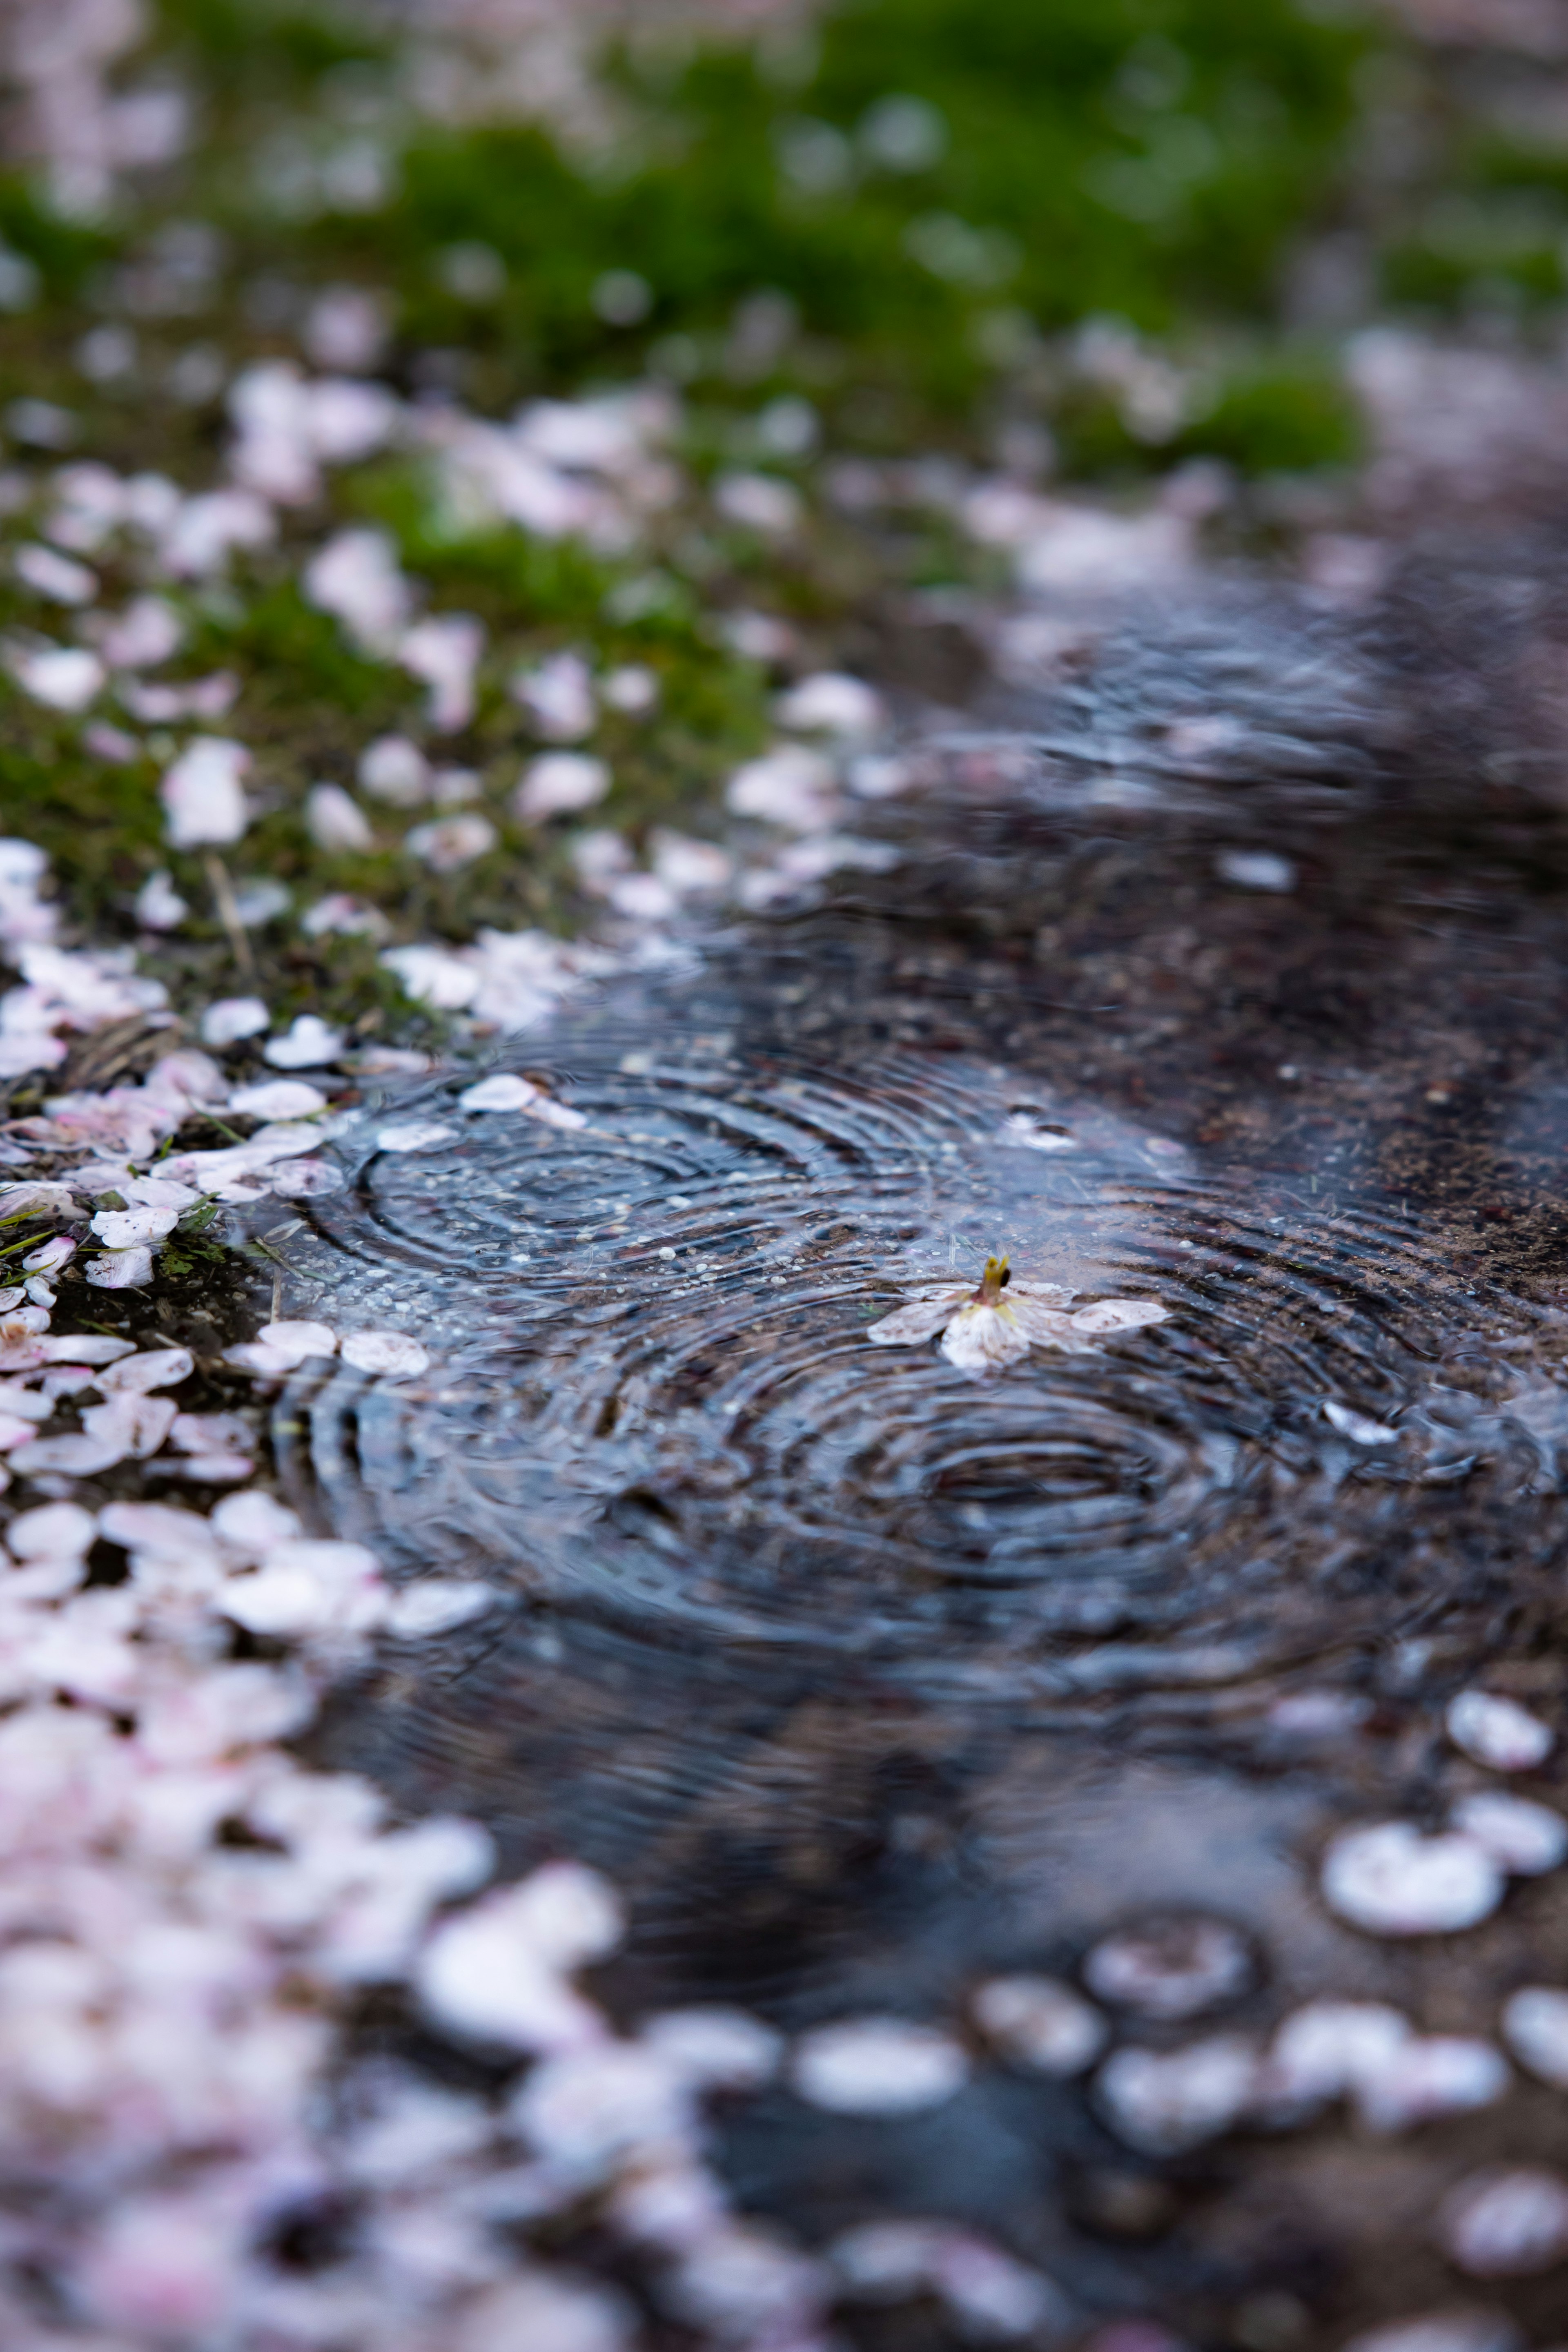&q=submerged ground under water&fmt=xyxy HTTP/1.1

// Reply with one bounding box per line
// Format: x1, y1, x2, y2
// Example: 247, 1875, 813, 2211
277, 574, 1568, 2346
